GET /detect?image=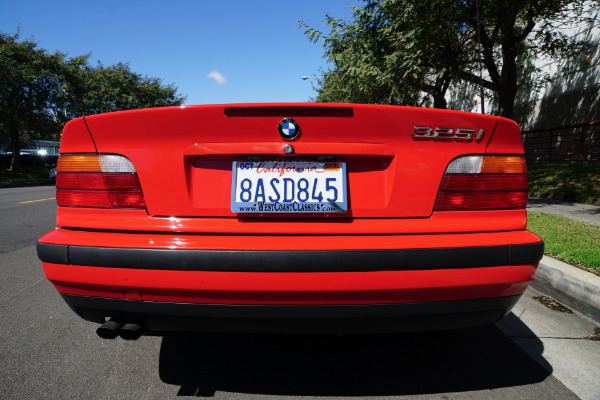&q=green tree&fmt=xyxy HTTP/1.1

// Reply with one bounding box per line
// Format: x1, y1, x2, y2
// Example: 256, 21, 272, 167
302, 0, 597, 118
62, 62, 185, 117
458, 0, 594, 118
1, 31, 186, 171
0, 31, 65, 170
301, 2, 425, 106
301, 0, 472, 108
